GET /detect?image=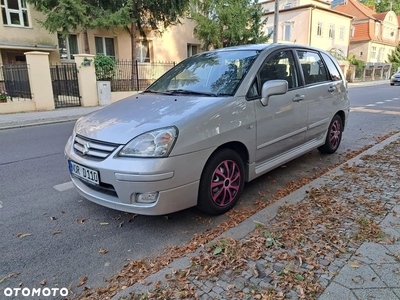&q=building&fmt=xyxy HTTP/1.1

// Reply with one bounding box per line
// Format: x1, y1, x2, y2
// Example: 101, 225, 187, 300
333, 0, 399, 63
261, 0, 353, 57
0, 1, 201, 65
